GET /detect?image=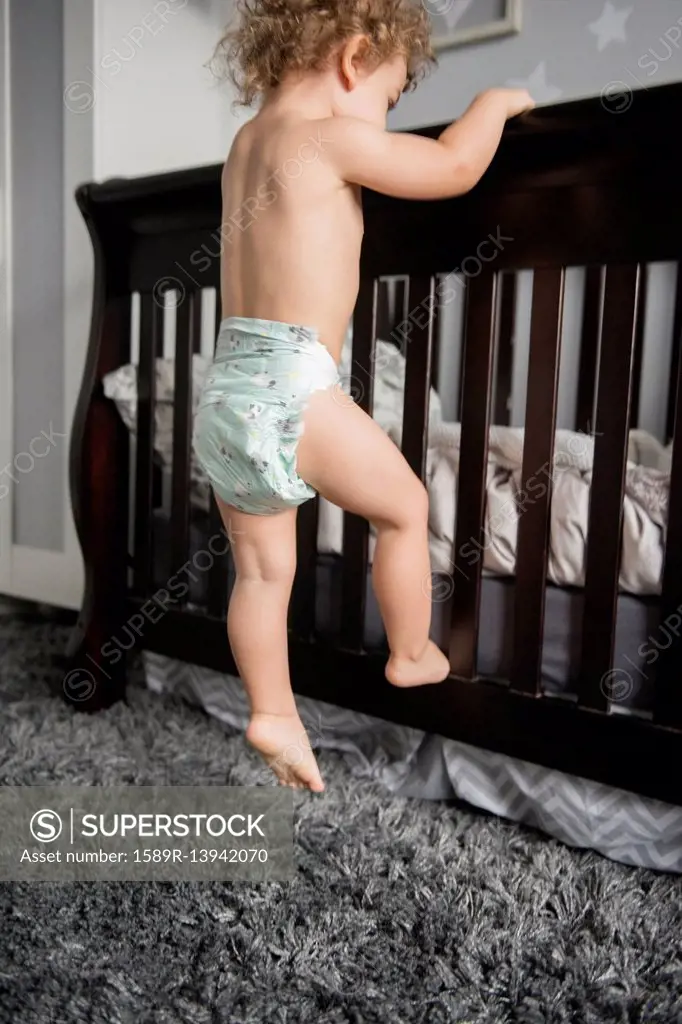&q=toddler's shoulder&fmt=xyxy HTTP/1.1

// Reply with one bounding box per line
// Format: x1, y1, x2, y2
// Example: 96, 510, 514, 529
304, 116, 387, 166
